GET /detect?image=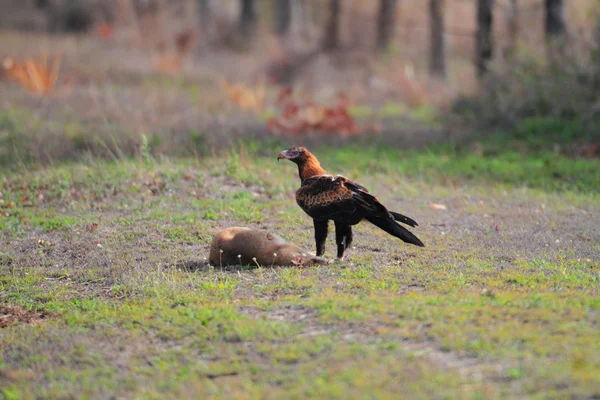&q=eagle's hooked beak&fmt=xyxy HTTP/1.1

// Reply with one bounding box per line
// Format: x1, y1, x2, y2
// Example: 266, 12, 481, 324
277, 150, 288, 161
